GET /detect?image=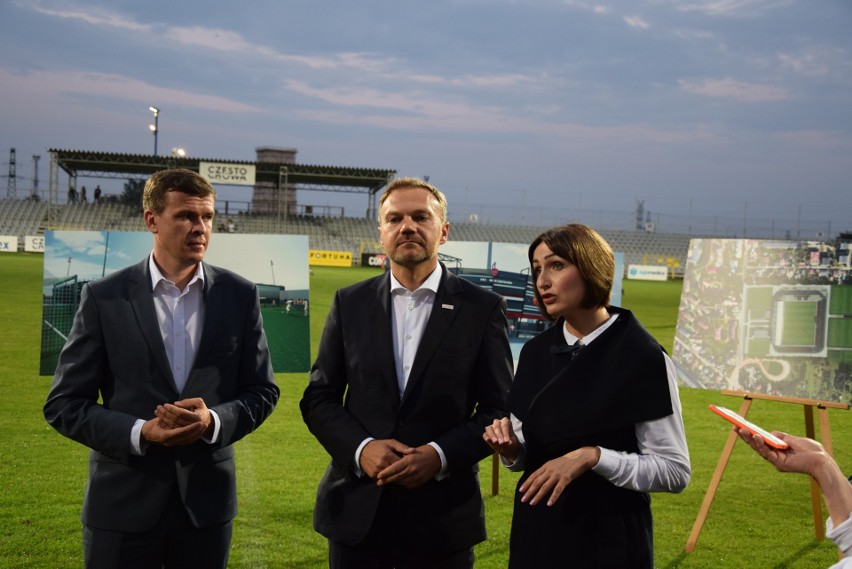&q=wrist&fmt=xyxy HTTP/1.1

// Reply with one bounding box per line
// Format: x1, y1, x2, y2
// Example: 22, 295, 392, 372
500, 446, 521, 463
811, 453, 841, 484
202, 410, 217, 440
140, 419, 153, 443
589, 446, 601, 468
